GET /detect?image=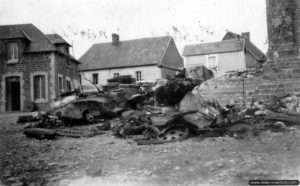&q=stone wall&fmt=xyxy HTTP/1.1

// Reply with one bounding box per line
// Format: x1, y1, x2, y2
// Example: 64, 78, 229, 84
55, 54, 80, 94
295, 0, 300, 49
0, 39, 52, 111
0, 39, 80, 112
21, 54, 52, 111
197, 57, 300, 107
195, 0, 300, 107
267, 0, 300, 58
